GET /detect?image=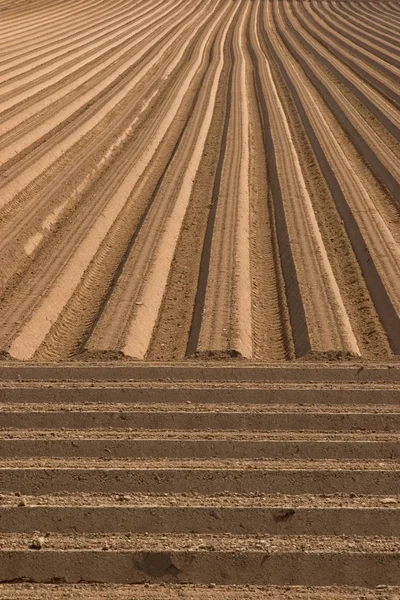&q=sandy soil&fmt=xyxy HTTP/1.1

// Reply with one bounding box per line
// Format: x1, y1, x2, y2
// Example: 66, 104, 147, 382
0, 0, 399, 592
0, 0, 398, 361
0, 585, 399, 599
0, 365, 398, 588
